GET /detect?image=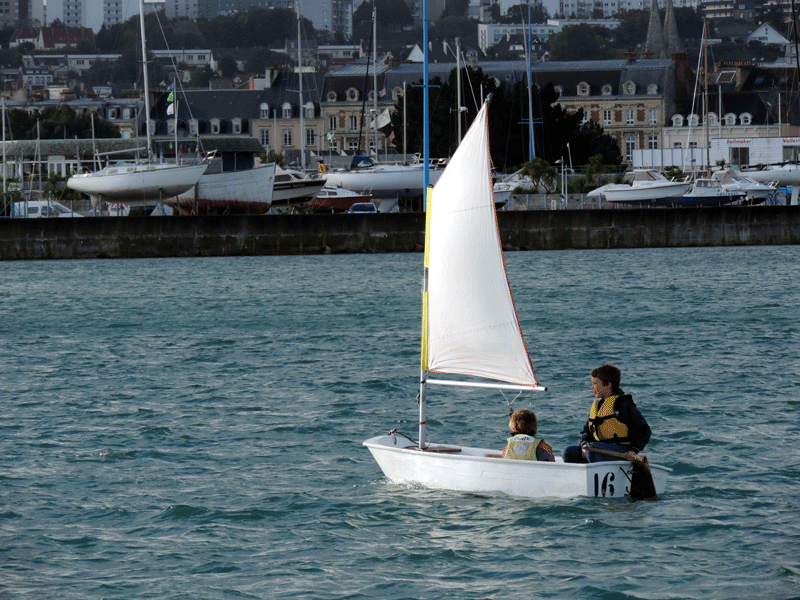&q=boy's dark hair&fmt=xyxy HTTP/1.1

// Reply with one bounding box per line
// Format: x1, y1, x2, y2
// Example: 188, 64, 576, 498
591, 364, 622, 389
510, 409, 538, 436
